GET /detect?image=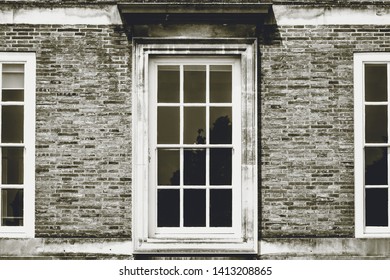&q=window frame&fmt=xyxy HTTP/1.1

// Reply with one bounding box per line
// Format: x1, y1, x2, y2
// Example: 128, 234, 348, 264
0, 52, 35, 238
149, 56, 241, 238
132, 39, 258, 254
